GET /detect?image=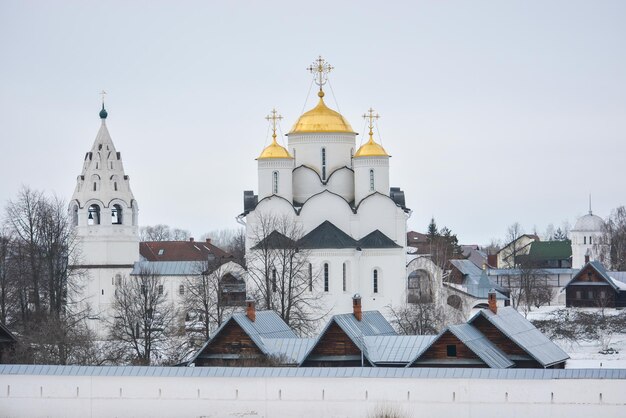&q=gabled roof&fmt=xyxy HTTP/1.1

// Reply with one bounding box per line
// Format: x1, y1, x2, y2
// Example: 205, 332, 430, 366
363, 335, 435, 365
251, 230, 297, 250
0, 322, 16, 344
298, 221, 357, 249
564, 260, 626, 292
468, 307, 569, 367
450, 259, 483, 276
190, 311, 297, 364
299, 311, 396, 366
448, 260, 508, 299
261, 338, 316, 364
527, 240, 572, 260
140, 240, 231, 262
357, 230, 401, 249
408, 324, 514, 369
